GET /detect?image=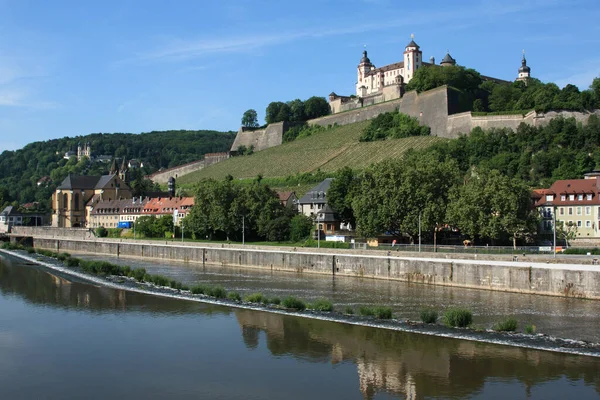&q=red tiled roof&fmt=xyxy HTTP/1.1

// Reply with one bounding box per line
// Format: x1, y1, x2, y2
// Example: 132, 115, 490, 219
534, 178, 600, 207
142, 197, 194, 216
